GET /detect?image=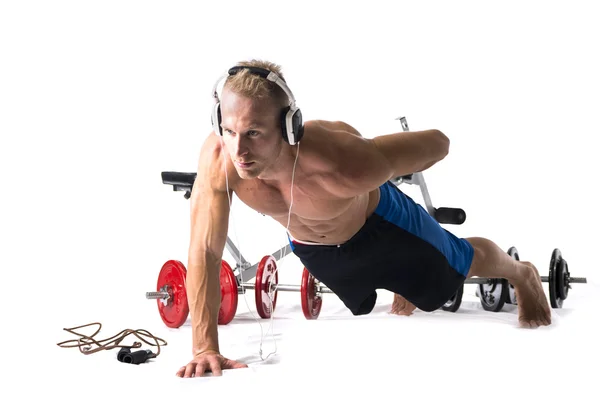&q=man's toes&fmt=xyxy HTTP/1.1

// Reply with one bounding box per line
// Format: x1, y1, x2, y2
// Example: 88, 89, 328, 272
519, 319, 533, 328
532, 319, 547, 328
